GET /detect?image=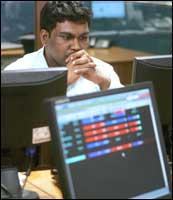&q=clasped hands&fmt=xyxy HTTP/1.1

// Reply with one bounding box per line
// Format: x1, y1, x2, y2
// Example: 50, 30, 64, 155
65, 50, 110, 90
